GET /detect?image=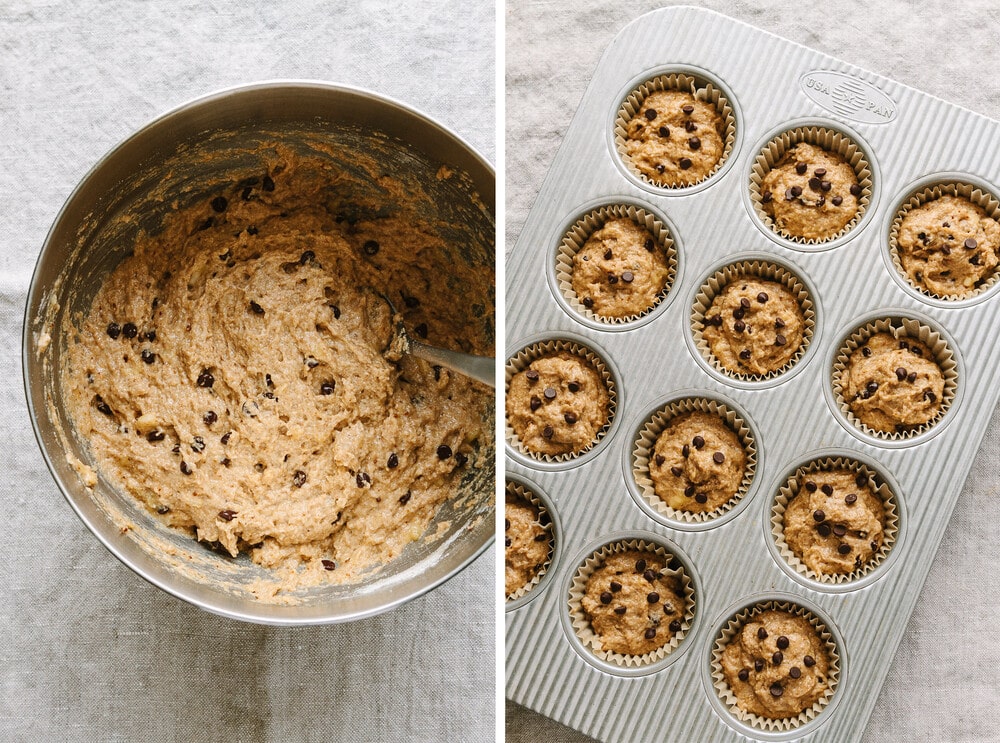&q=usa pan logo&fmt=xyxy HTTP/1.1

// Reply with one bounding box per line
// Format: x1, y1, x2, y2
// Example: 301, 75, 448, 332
800, 70, 897, 124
